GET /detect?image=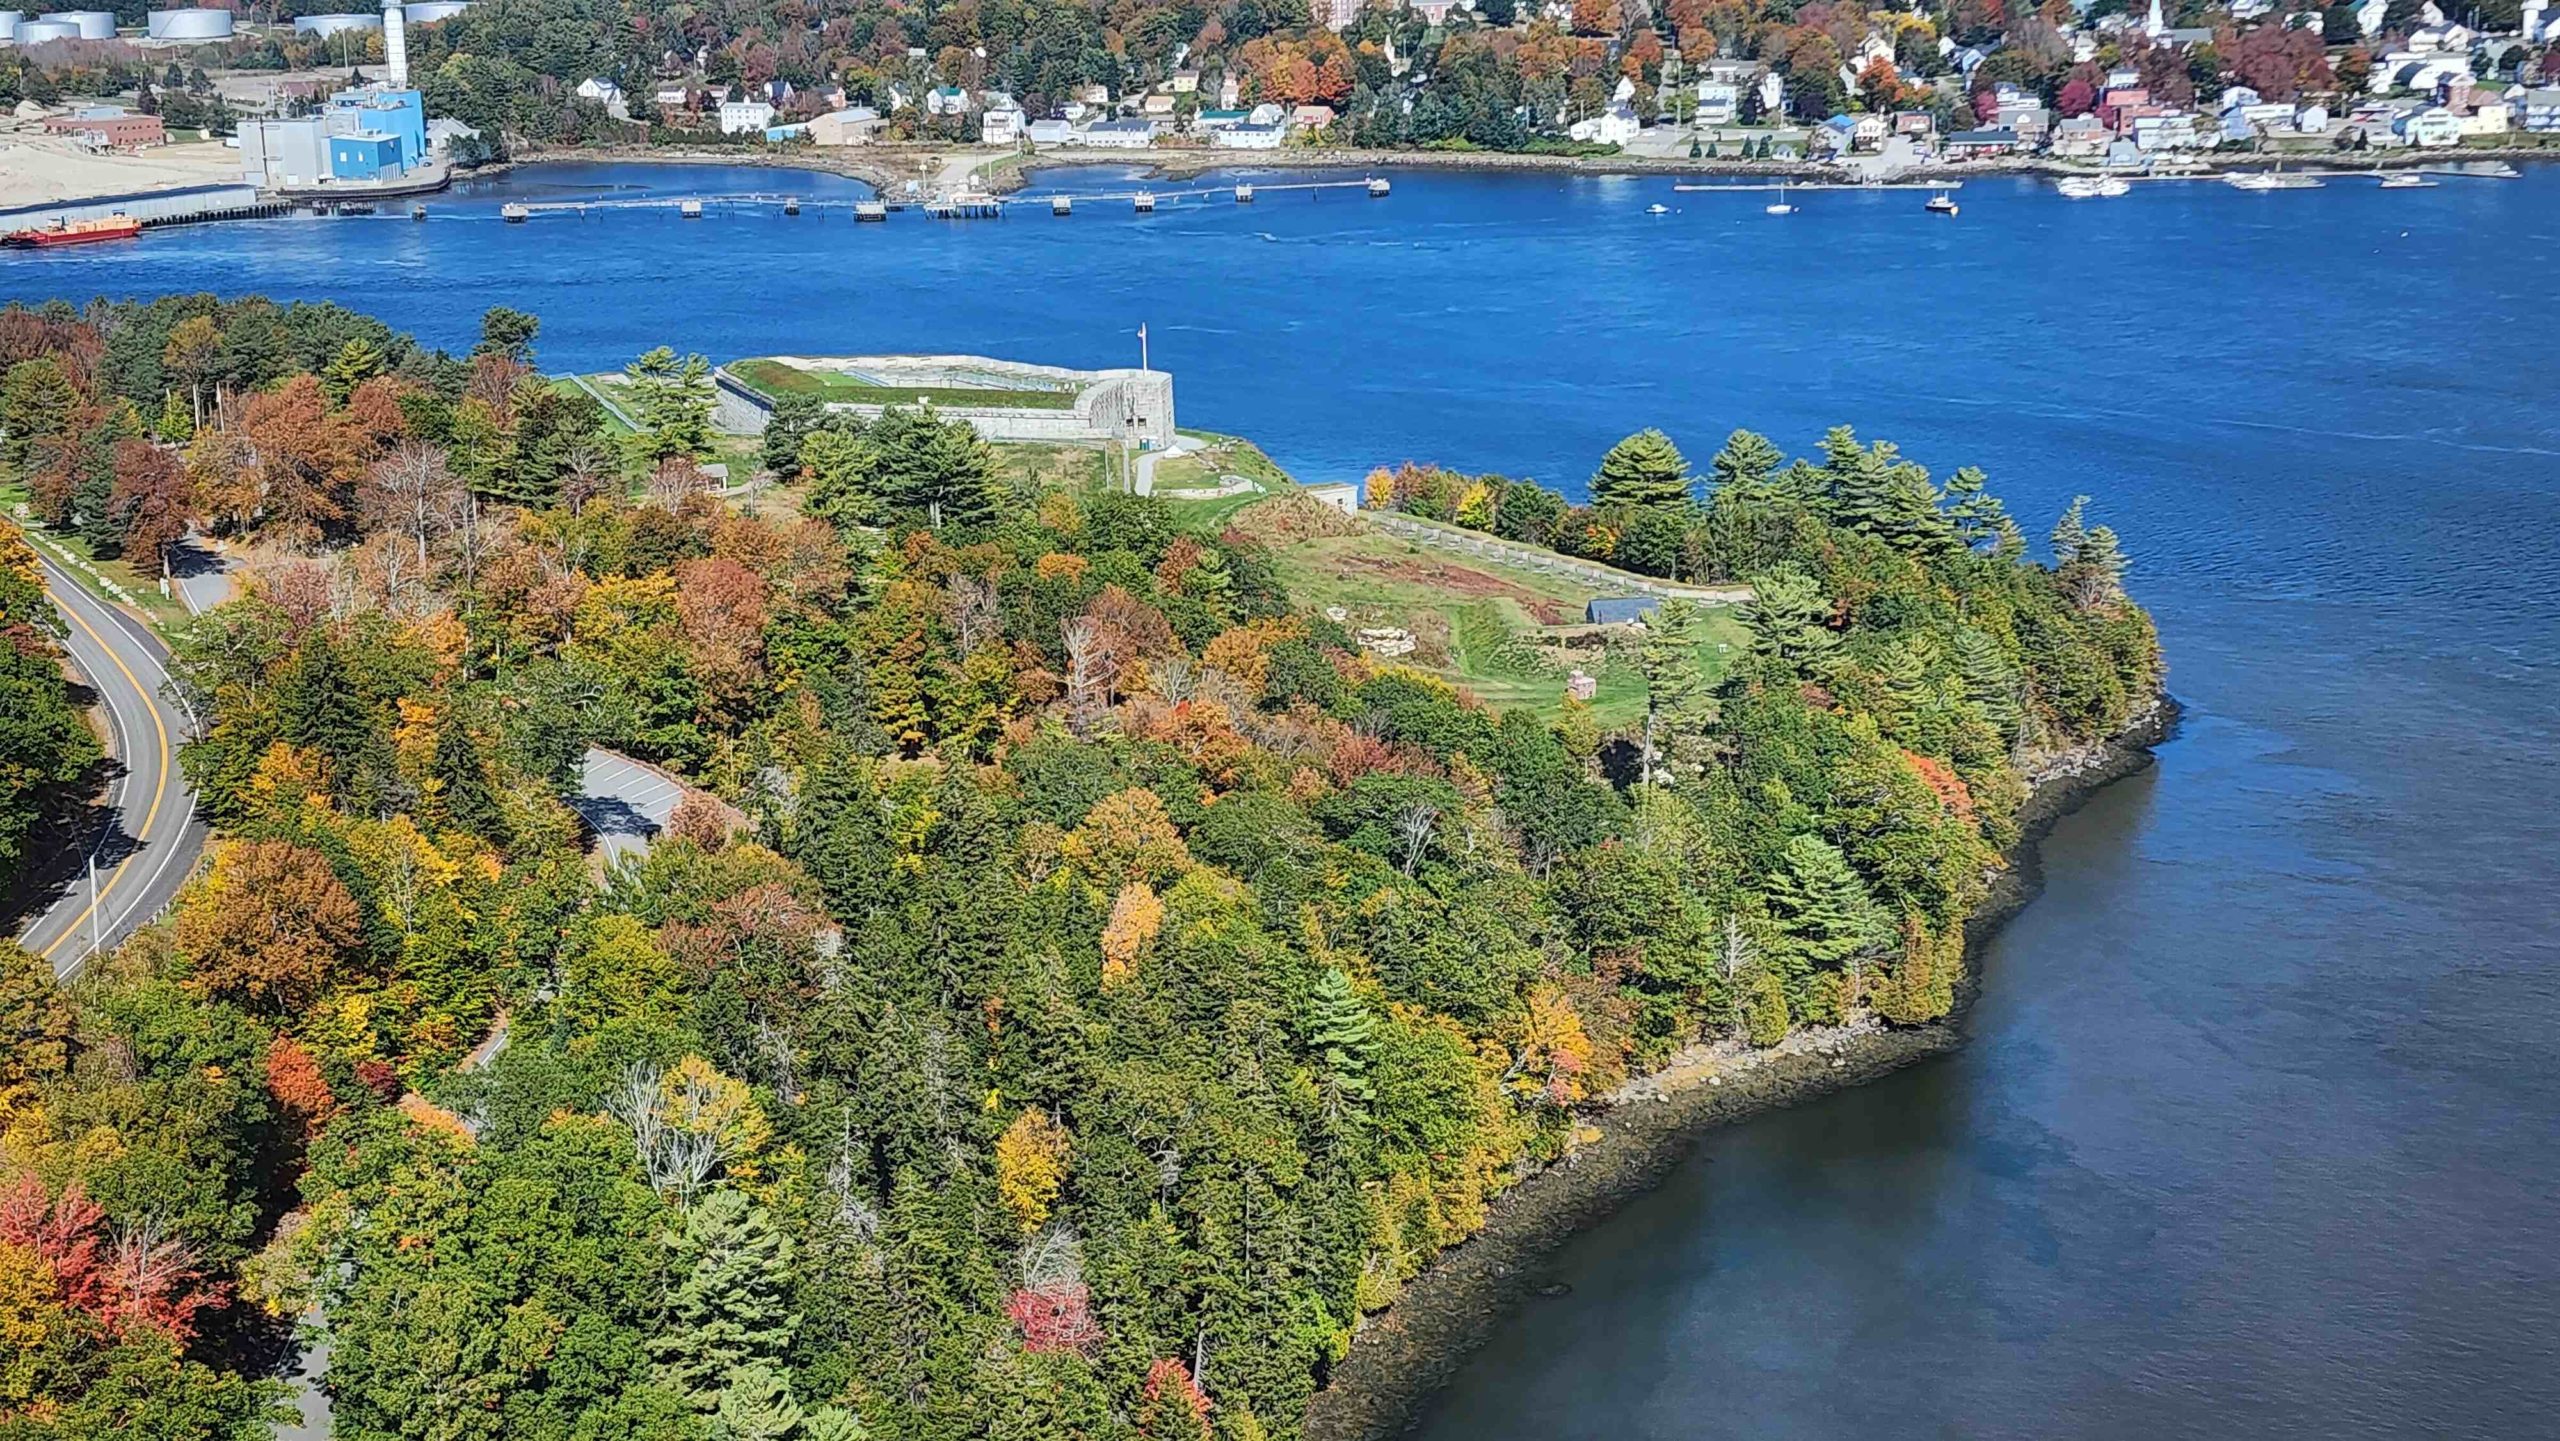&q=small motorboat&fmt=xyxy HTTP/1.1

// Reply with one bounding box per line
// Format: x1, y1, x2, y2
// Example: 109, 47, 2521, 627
2377, 172, 2436, 189
783, 197, 800, 214
680, 199, 704, 218
1133, 191, 1156, 212
1646, 202, 1670, 214
1925, 190, 1959, 215
1235, 183, 1255, 203
2058, 176, 2103, 199
500, 202, 530, 223
1366, 177, 1391, 196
